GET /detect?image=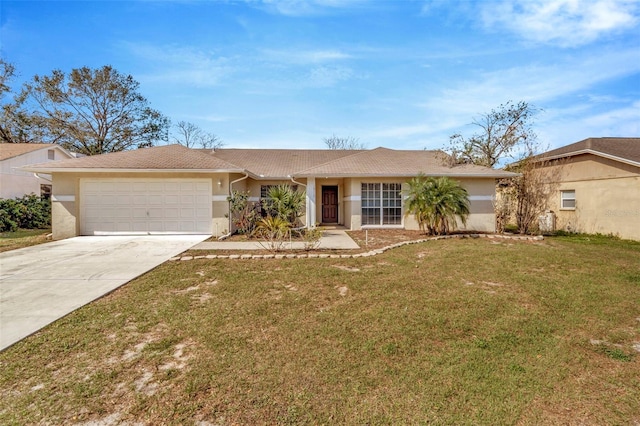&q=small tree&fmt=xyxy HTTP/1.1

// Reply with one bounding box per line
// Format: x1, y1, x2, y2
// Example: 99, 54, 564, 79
405, 174, 470, 235
504, 157, 563, 234
172, 120, 224, 150
323, 134, 366, 150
